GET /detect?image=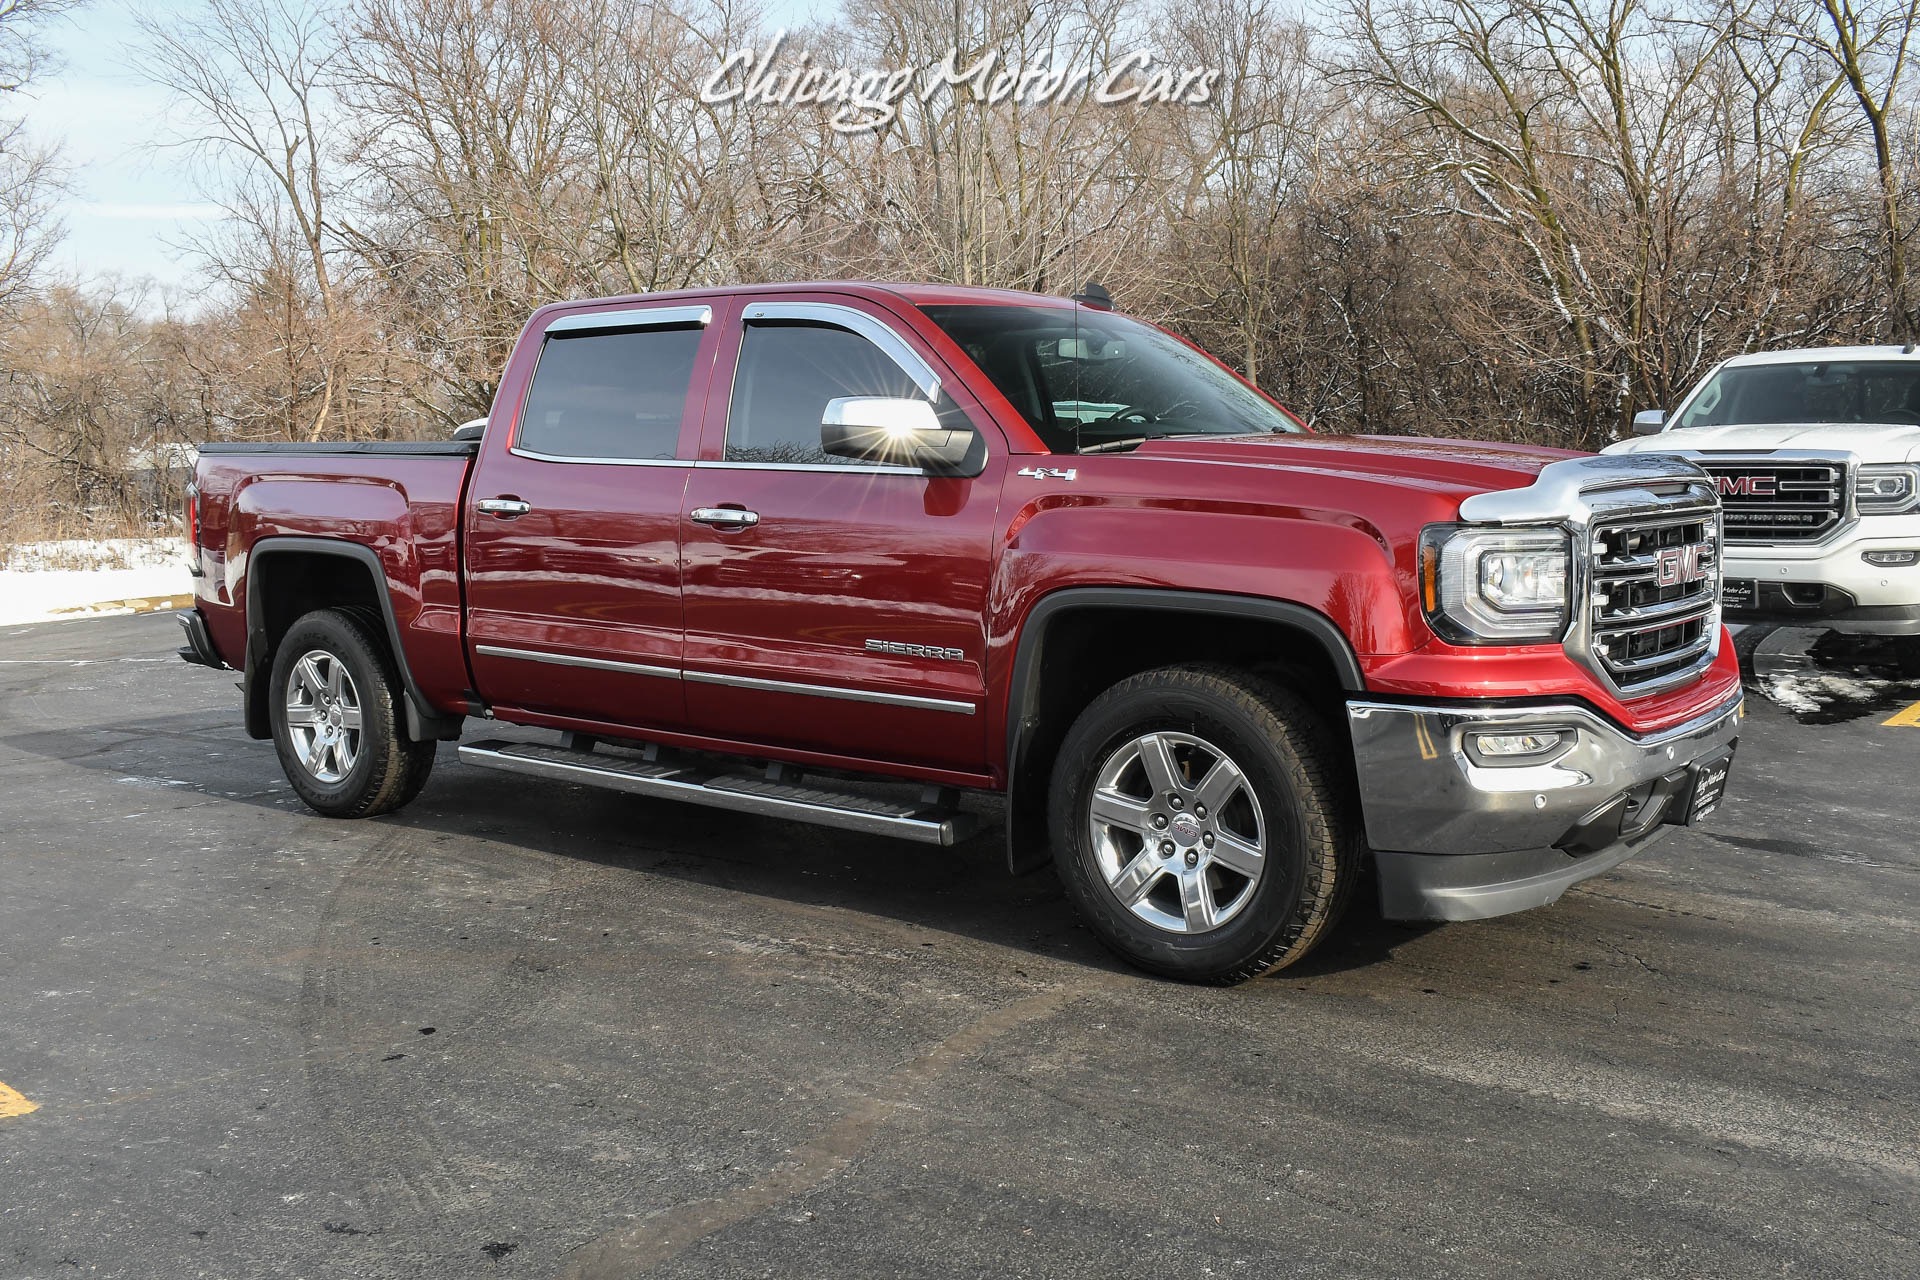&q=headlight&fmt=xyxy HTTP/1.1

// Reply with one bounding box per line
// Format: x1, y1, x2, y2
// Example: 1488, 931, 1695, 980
1420, 526, 1571, 644
1857, 464, 1920, 514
